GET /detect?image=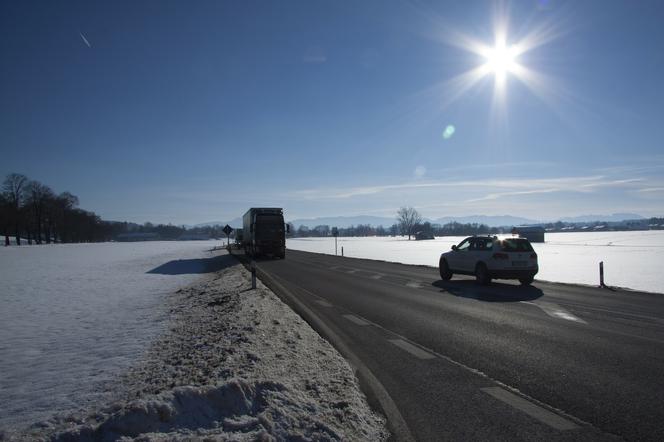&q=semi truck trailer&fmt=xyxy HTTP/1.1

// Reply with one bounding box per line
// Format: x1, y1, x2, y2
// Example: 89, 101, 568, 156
242, 208, 287, 258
